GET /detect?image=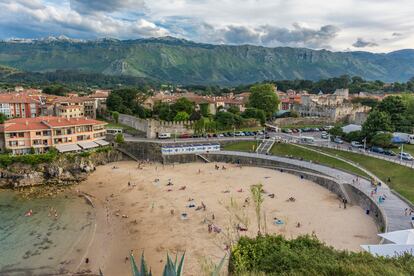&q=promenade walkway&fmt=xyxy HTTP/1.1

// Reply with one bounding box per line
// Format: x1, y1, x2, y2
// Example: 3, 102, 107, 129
210, 151, 412, 232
